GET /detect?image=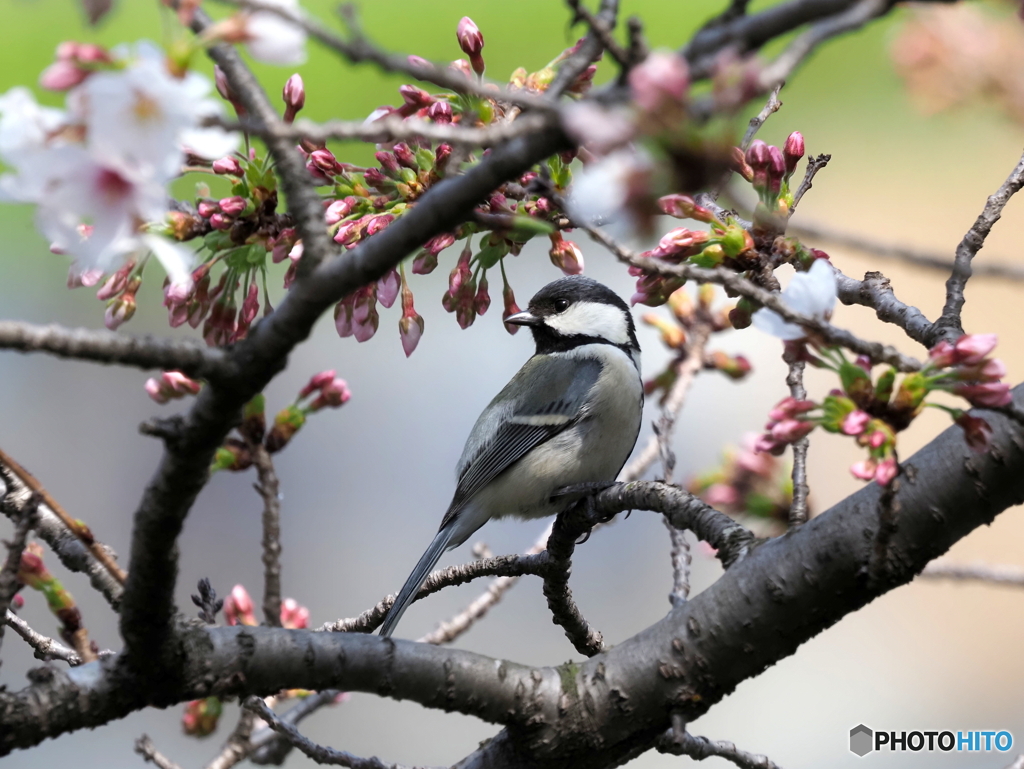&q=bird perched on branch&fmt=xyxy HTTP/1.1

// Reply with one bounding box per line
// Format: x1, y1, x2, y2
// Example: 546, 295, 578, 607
379, 275, 643, 637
